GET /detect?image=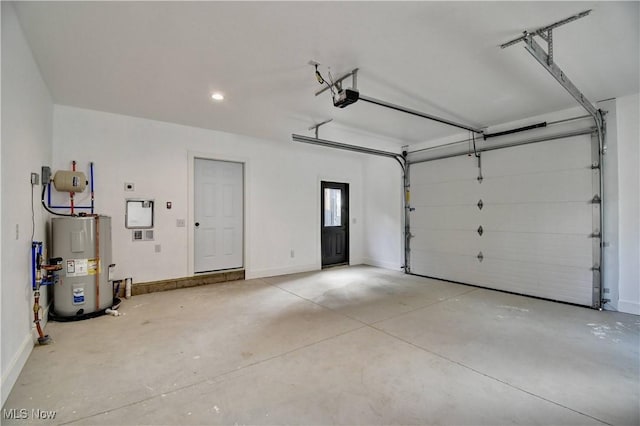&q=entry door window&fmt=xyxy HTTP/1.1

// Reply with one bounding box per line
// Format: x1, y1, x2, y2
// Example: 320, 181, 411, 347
324, 188, 342, 227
